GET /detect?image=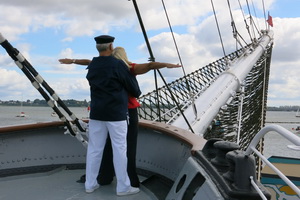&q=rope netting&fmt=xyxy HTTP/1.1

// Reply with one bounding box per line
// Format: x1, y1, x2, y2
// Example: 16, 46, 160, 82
137, 42, 273, 152
205, 45, 272, 151
137, 47, 243, 123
